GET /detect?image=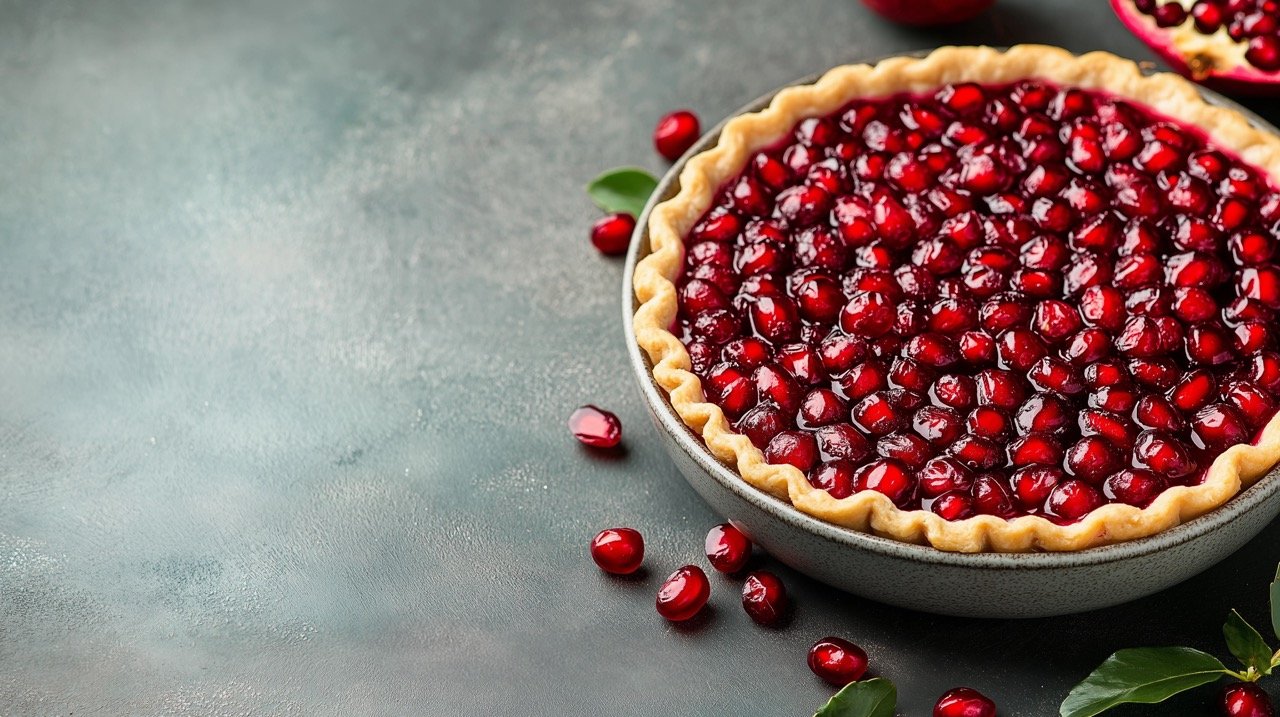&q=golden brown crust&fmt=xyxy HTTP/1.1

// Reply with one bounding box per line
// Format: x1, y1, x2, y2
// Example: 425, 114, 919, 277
633, 45, 1280, 553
